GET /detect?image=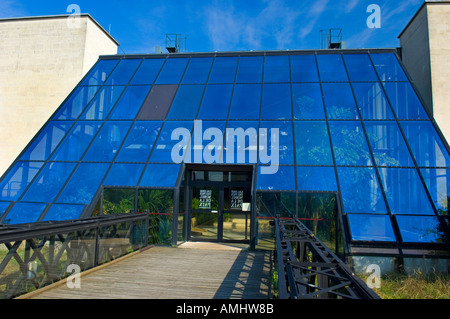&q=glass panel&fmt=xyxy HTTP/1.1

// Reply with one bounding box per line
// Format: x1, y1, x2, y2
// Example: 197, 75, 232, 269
54, 86, 100, 120
3, 202, 47, 225
191, 186, 219, 240
257, 192, 296, 218
261, 83, 292, 119
182, 57, 213, 84
149, 121, 193, 163
290, 55, 319, 82
43, 204, 84, 221
236, 56, 263, 83
263, 55, 290, 82
347, 214, 396, 242
167, 85, 205, 119
188, 121, 226, 164
0, 202, 10, 218
103, 188, 136, 214
80, 86, 125, 120
259, 121, 294, 165
57, 163, 110, 204
116, 121, 162, 162
50, 122, 101, 161
82, 121, 132, 162
316, 54, 348, 82
103, 163, 145, 186
297, 166, 337, 191
228, 84, 261, 120
370, 53, 408, 82
20, 121, 72, 161
400, 121, 450, 167
294, 121, 333, 165
155, 58, 189, 84
0, 162, 43, 201
139, 164, 181, 187
80, 60, 119, 86
337, 167, 387, 214
103, 59, 142, 85
352, 82, 394, 119
21, 162, 77, 203
208, 56, 238, 84
343, 54, 378, 82
383, 82, 429, 120
223, 121, 259, 164
292, 83, 325, 119
130, 58, 165, 85
329, 121, 372, 166
396, 215, 447, 243
322, 83, 359, 119
136, 85, 179, 120
378, 167, 435, 215
108, 85, 151, 120
196, 84, 232, 120
256, 166, 296, 190
364, 121, 414, 167
421, 168, 450, 215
